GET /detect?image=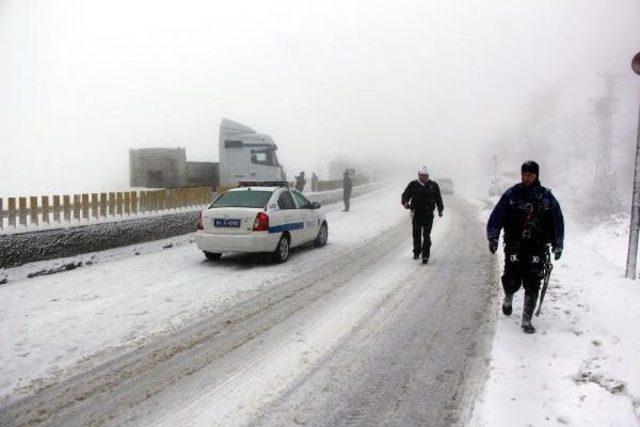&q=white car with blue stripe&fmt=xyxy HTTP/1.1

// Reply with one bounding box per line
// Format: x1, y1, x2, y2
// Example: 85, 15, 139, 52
196, 186, 328, 262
